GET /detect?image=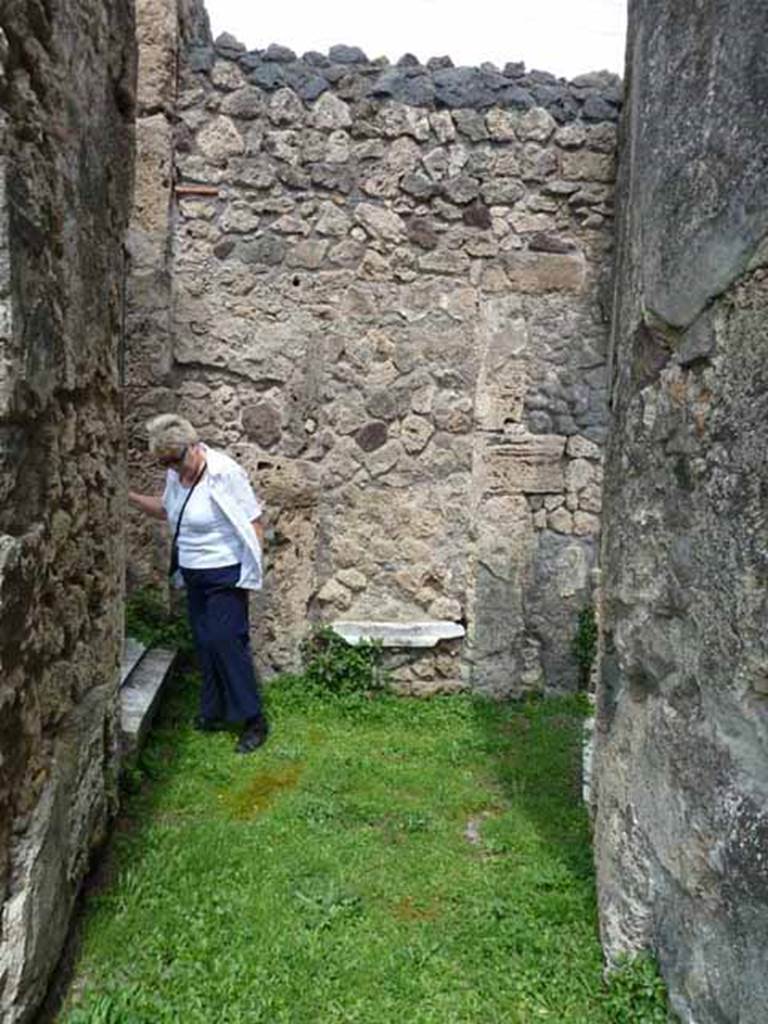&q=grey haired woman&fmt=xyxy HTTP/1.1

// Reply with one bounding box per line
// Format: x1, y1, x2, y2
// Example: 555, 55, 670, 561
128, 414, 268, 754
